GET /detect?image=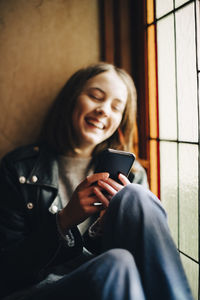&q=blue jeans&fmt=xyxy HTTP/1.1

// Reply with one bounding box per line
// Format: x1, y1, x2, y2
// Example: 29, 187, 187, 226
102, 184, 194, 300
7, 184, 194, 300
